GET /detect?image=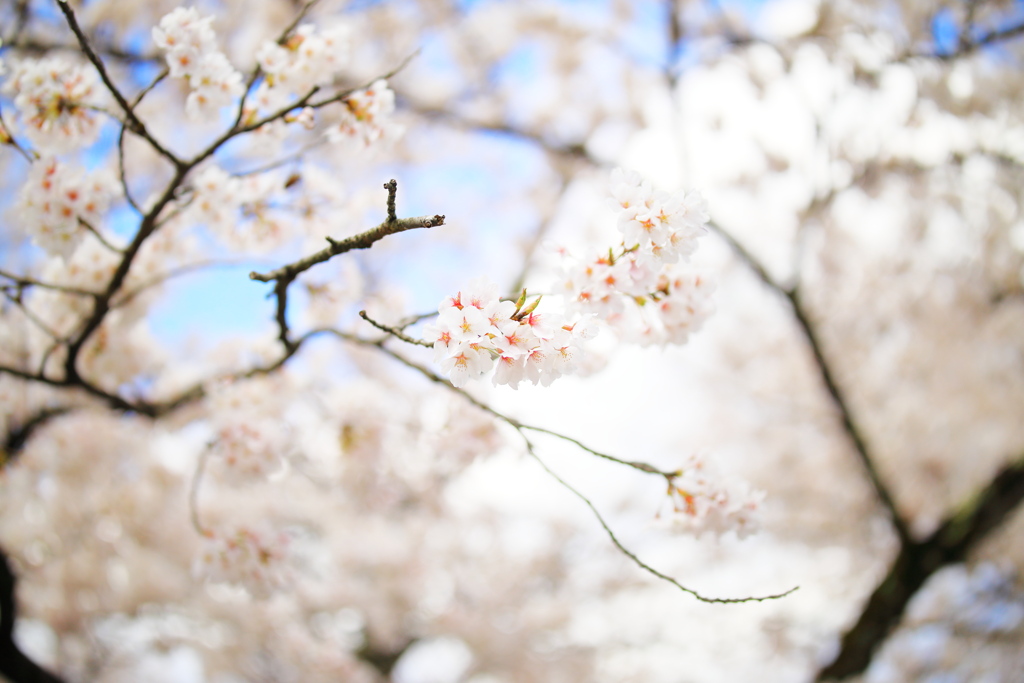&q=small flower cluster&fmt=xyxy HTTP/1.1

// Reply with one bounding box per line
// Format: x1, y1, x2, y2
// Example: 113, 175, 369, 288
326, 79, 401, 148
188, 165, 286, 251
426, 278, 596, 389
153, 7, 244, 120
205, 377, 293, 484
610, 167, 709, 264
210, 421, 288, 484
560, 169, 714, 345
196, 524, 293, 597
661, 454, 764, 539
16, 157, 117, 259
253, 23, 350, 111
1, 56, 100, 153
